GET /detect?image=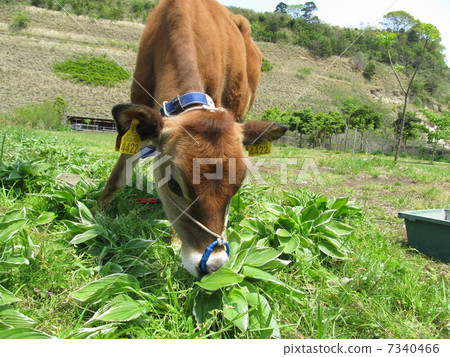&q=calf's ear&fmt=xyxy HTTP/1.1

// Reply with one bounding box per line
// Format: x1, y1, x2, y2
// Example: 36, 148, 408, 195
241, 121, 288, 145
112, 104, 163, 141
